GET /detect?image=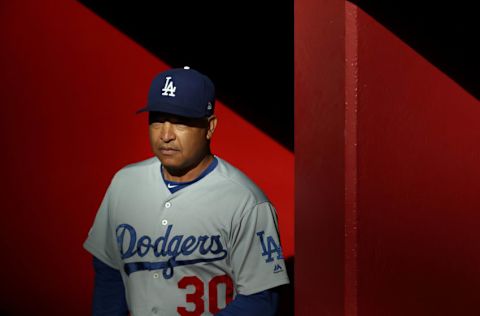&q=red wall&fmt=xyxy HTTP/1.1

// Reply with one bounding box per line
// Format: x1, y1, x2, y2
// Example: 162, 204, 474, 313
0, 1, 293, 314
356, 7, 480, 315
296, 1, 480, 315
